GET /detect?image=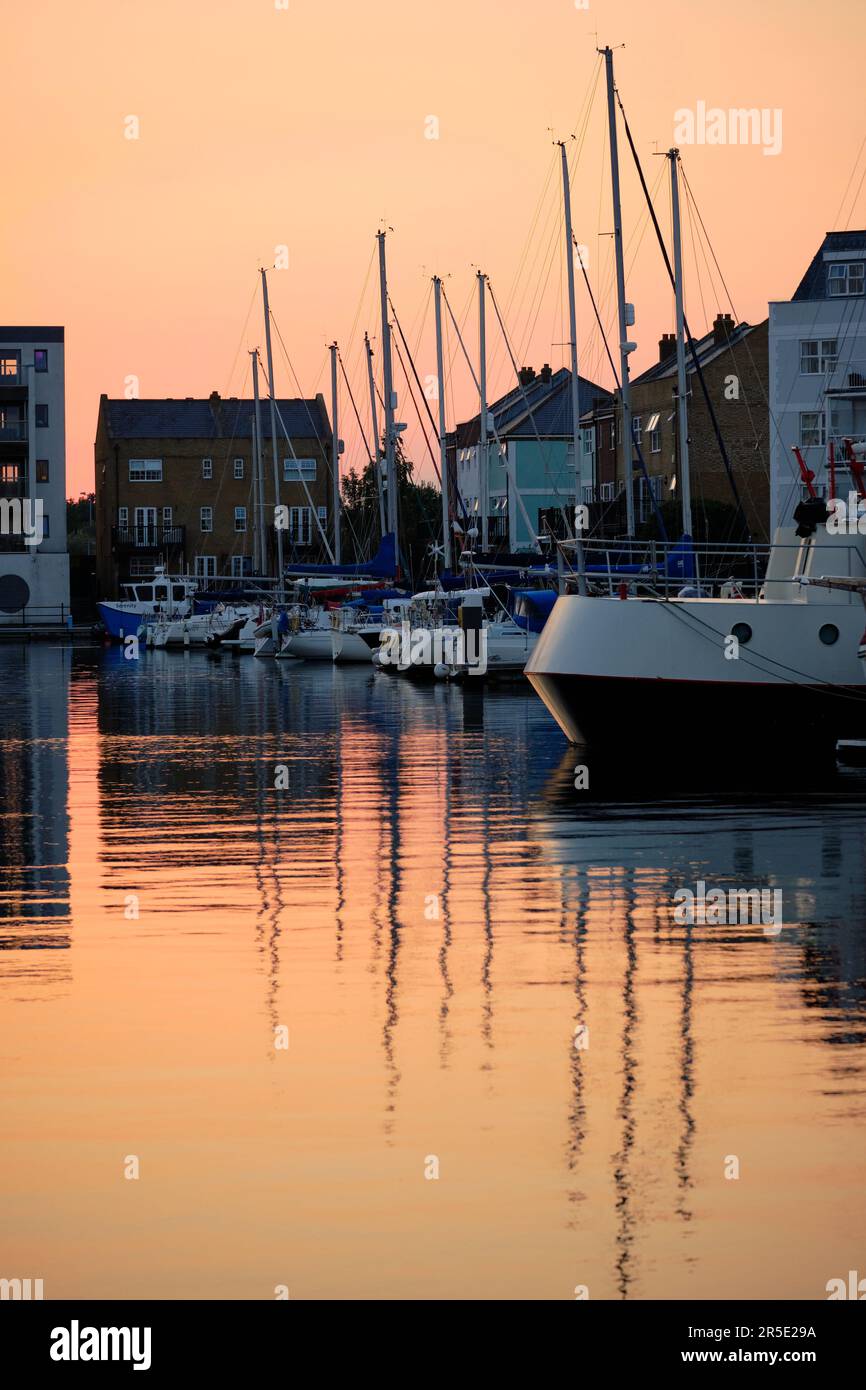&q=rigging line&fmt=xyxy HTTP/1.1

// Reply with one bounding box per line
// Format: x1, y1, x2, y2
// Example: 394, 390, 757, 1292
616, 91, 750, 539
388, 295, 441, 447
656, 593, 866, 703
844, 160, 866, 231
486, 278, 575, 533
681, 165, 865, 500
833, 133, 866, 230
441, 284, 543, 552
391, 333, 440, 480
338, 352, 374, 463
222, 281, 260, 399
